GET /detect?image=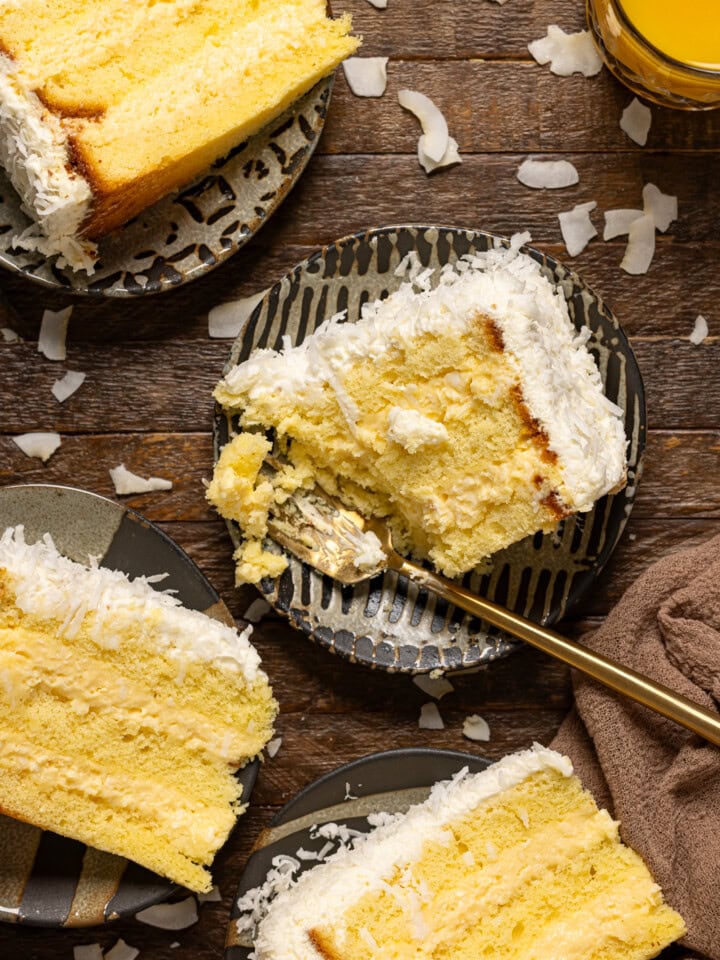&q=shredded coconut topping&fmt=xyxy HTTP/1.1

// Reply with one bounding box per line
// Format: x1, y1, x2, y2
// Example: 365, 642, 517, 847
0, 526, 263, 680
